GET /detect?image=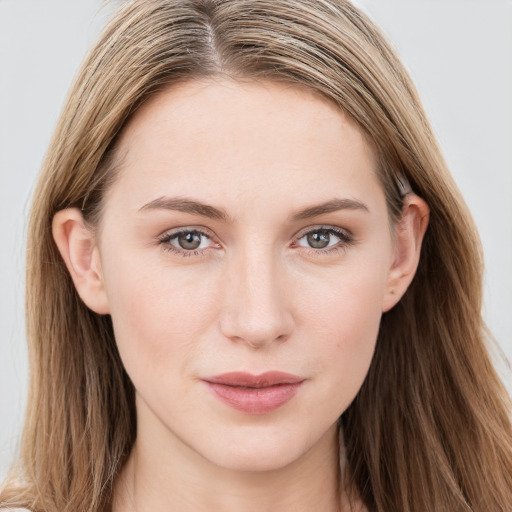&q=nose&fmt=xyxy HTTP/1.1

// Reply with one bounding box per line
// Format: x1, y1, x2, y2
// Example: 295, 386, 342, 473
218, 246, 295, 349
